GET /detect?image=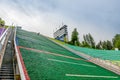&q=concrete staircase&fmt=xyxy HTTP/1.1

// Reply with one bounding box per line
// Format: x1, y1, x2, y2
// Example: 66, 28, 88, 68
0, 64, 14, 79
0, 29, 14, 80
